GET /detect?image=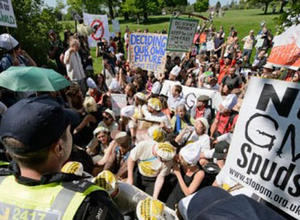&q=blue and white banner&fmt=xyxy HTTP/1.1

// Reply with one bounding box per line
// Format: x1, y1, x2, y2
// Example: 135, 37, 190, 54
129, 33, 167, 72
